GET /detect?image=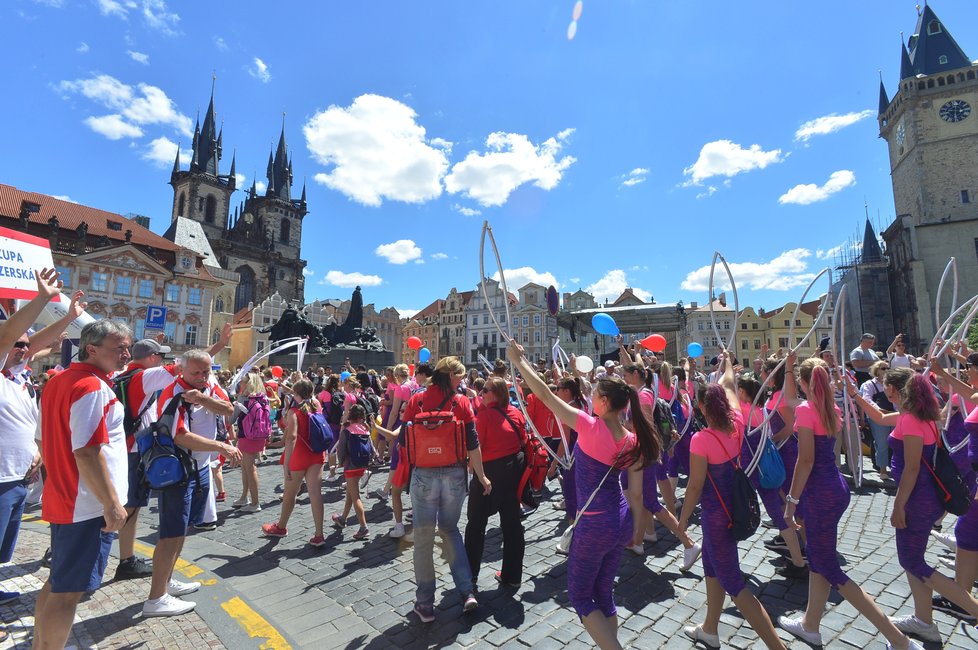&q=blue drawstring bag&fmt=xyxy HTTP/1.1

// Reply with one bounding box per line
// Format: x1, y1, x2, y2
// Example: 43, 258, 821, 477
757, 433, 786, 489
